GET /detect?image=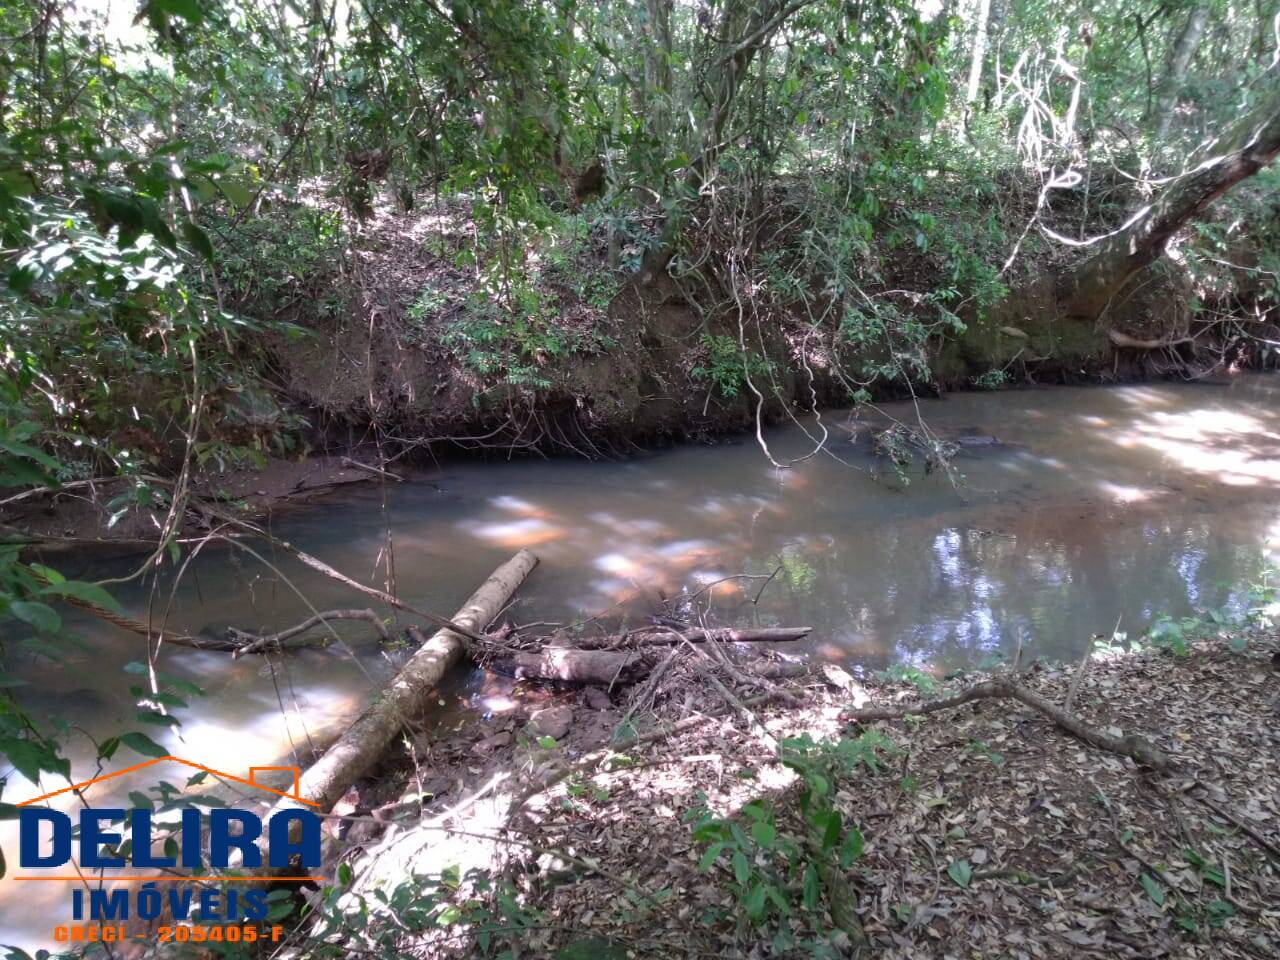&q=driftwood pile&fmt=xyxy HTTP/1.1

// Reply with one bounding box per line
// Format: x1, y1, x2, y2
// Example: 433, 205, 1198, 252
191, 549, 812, 688
59, 544, 1200, 898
